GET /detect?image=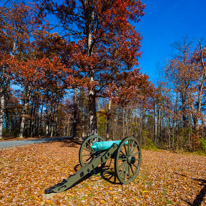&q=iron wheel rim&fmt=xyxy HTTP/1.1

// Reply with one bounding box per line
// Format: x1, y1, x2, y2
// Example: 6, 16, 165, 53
115, 136, 141, 184
79, 135, 104, 167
